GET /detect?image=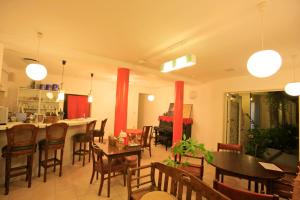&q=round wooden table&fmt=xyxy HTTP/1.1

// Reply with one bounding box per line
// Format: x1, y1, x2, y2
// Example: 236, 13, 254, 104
141, 191, 176, 200
210, 152, 283, 193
